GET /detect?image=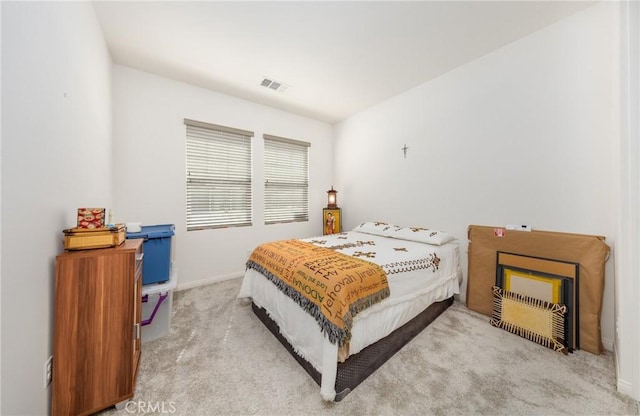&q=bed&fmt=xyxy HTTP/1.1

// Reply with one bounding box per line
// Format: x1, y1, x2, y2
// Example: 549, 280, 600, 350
237, 221, 462, 401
